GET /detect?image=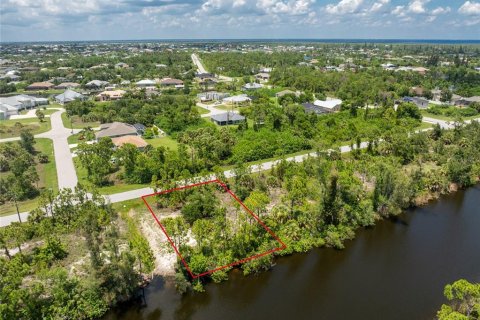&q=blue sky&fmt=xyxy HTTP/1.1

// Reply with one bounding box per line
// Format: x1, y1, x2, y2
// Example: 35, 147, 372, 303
1, 0, 479, 42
